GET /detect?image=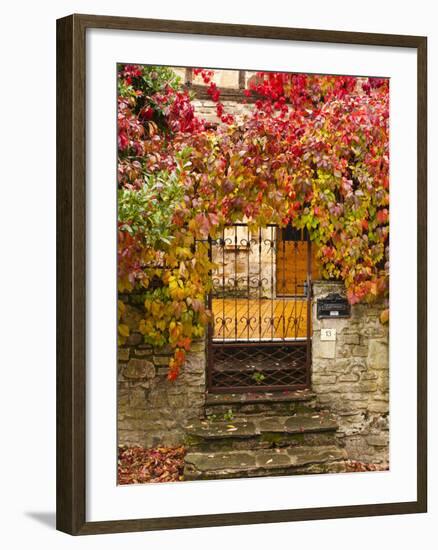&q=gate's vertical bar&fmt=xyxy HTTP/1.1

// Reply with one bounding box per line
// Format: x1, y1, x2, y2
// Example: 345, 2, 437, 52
281, 229, 286, 339
246, 225, 250, 341
258, 227, 262, 342
270, 226, 274, 340
293, 237, 299, 338
306, 235, 312, 387
207, 236, 213, 392
234, 225, 238, 341
294, 230, 304, 339
222, 228, 225, 342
